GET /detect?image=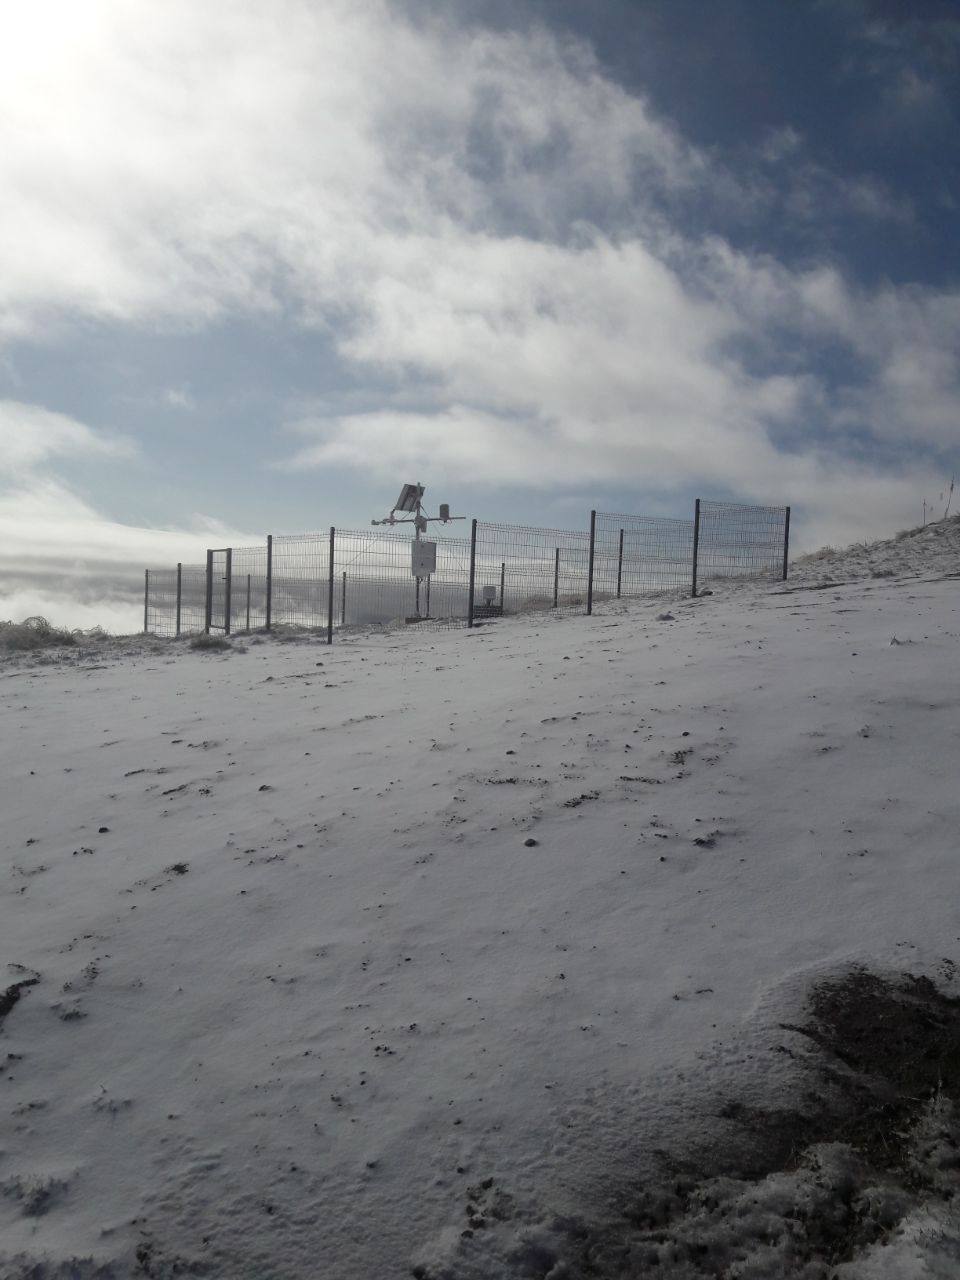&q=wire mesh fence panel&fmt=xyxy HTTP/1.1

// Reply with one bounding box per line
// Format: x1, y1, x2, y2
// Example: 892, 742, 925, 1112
179, 566, 208, 636
474, 522, 591, 618
270, 534, 332, 629
593, 513, 695, 602
207, 550, 230, 632
142, 496, 789, 639
696, 500, 788, 585
227, 544, 269, 632
334, 529, 472, 628
145, 570, 178, 637
145, 565, 207, 637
